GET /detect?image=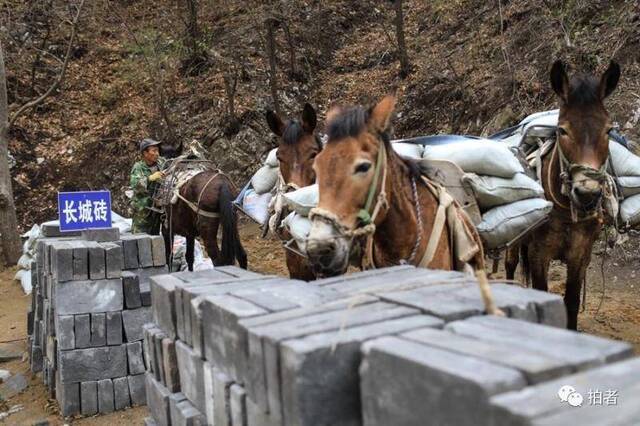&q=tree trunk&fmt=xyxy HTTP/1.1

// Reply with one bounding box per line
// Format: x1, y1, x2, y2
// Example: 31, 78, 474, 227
393, 0, 410, 78
265, 17, 281, 116
0, 45, 24, 266
186, 0, 199, 62
281, 21, 297, 78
